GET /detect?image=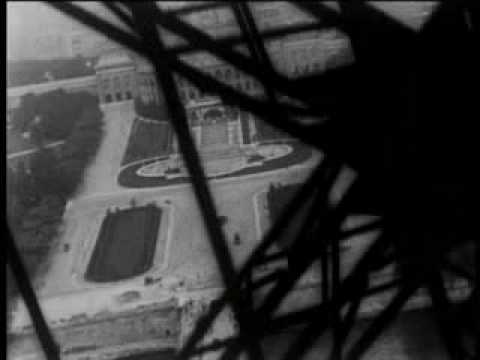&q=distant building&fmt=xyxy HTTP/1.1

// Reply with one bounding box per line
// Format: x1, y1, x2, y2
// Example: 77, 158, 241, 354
94, 52, 138, 104
67, 29, 121, 58
7, 25, 353, 164
6, 4, 354, 173
7, 0, 355, 107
